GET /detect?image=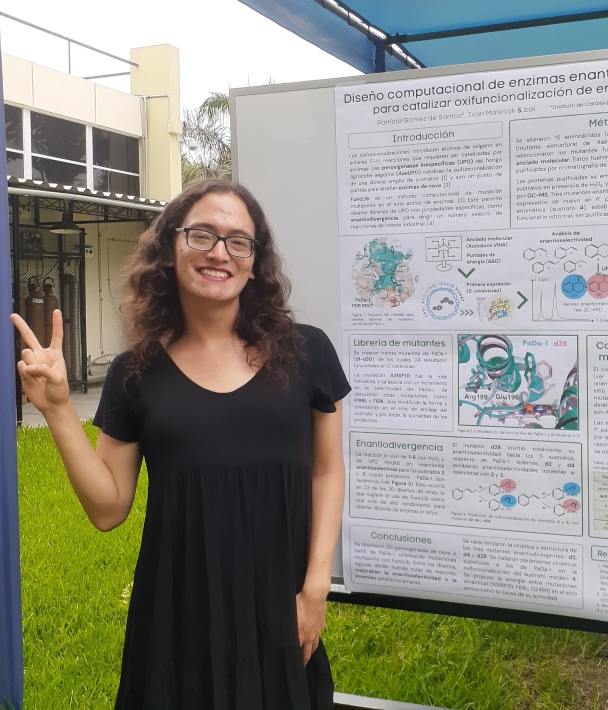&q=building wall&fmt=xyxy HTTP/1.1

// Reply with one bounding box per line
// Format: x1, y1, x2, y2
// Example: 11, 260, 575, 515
3, 44, 182, 374
3, 45, 183, 201
2, 53, 142, 136
82, 220, 146, 364
130, 45, 182, 201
